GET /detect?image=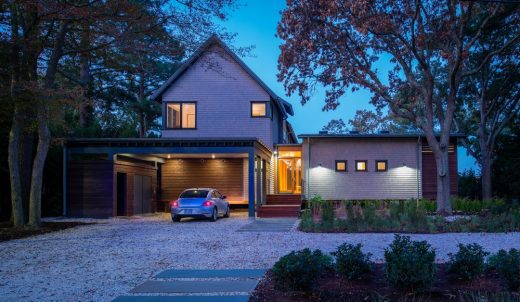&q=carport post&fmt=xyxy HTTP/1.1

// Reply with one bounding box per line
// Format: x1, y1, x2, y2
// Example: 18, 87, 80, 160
248, 151, 256, 218
62, 143, 67, 217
